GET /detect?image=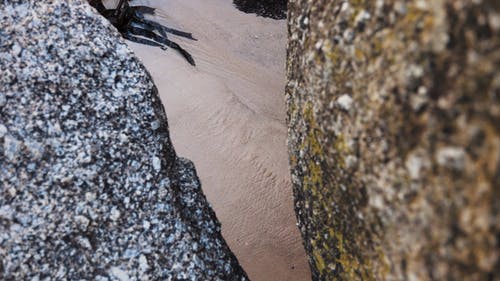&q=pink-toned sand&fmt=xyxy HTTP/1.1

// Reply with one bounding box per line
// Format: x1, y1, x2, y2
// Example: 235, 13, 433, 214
128, 1, 310, 280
